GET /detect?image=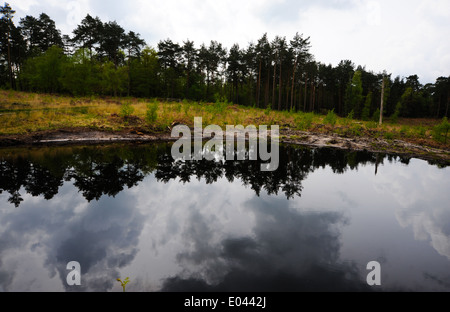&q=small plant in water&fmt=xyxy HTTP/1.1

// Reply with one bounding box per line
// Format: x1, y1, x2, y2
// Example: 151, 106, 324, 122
117, 277, 130, 292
